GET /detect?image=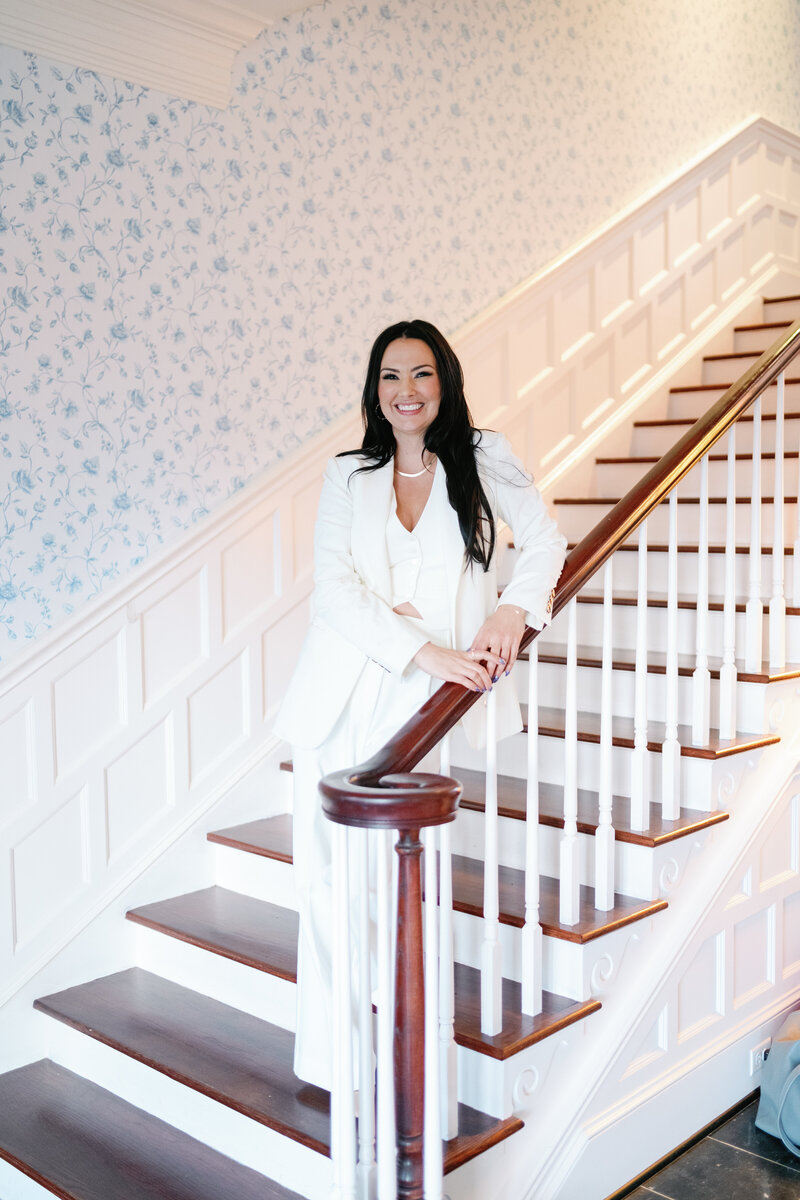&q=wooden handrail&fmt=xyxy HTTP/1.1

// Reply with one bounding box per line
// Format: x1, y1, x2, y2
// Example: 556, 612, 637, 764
322, 317, 800, 812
